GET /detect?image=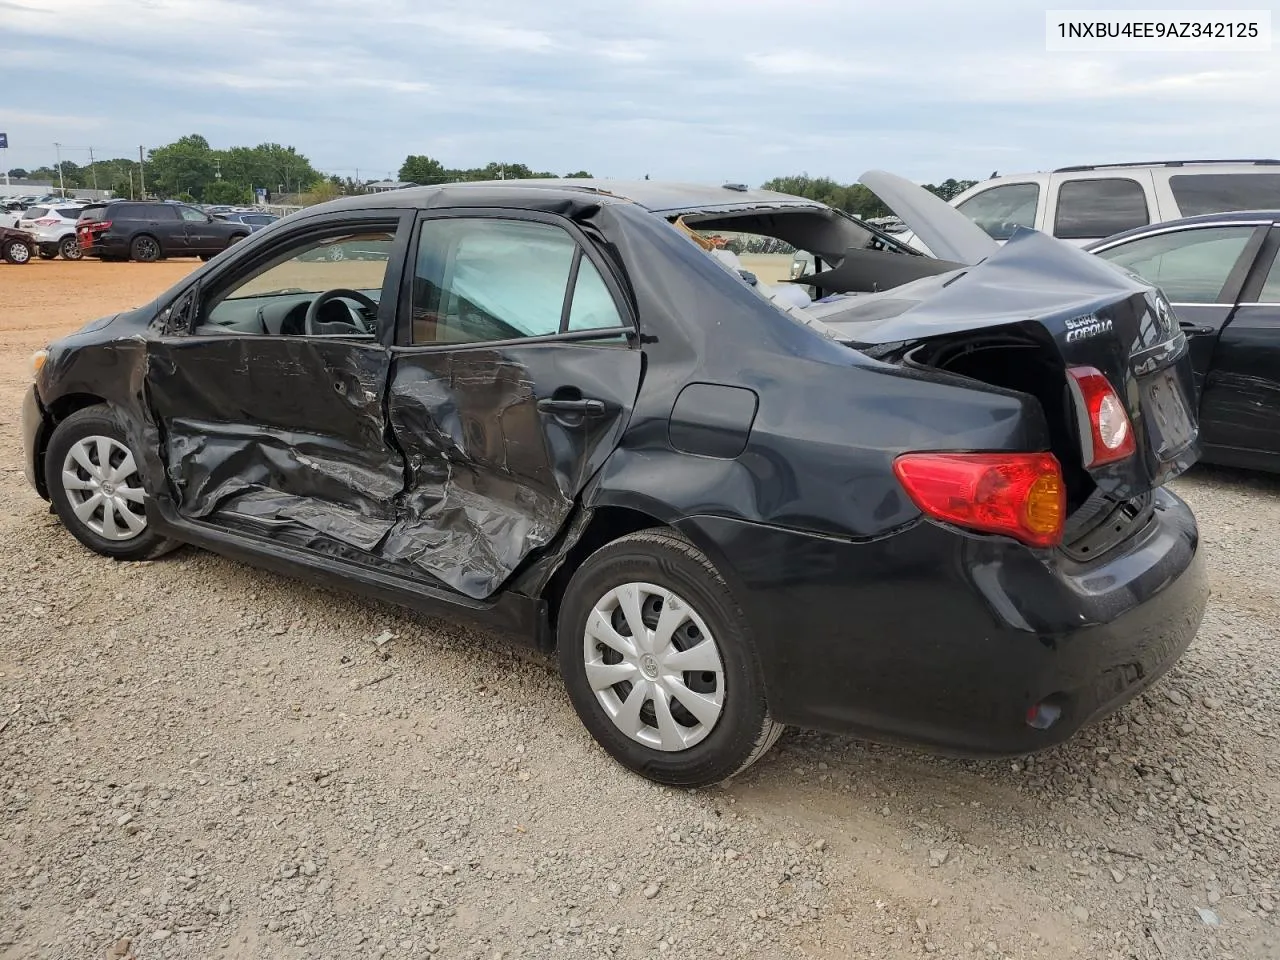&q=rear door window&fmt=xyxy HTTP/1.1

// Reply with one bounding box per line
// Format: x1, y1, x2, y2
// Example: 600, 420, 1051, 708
954, 183, 1040, 240
1169, 174, 1280, 217
411, 218, 625, 345
1053, 178, 1150, 239
1259, 248, 1280, 303
119, 204, 177, 220
1095, 225, 1255, 302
